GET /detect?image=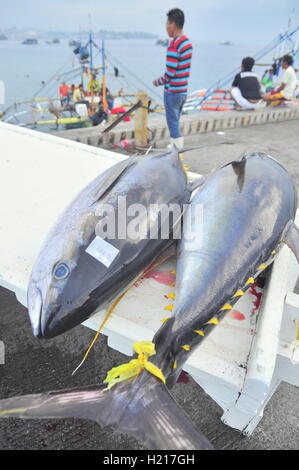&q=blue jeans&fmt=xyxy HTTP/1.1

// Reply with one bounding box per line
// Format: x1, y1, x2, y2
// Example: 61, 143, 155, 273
164, 91, 186, 138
